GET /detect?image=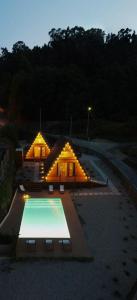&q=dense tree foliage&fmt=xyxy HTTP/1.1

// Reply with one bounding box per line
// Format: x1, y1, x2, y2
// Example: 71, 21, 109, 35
0, 26, 137, 123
